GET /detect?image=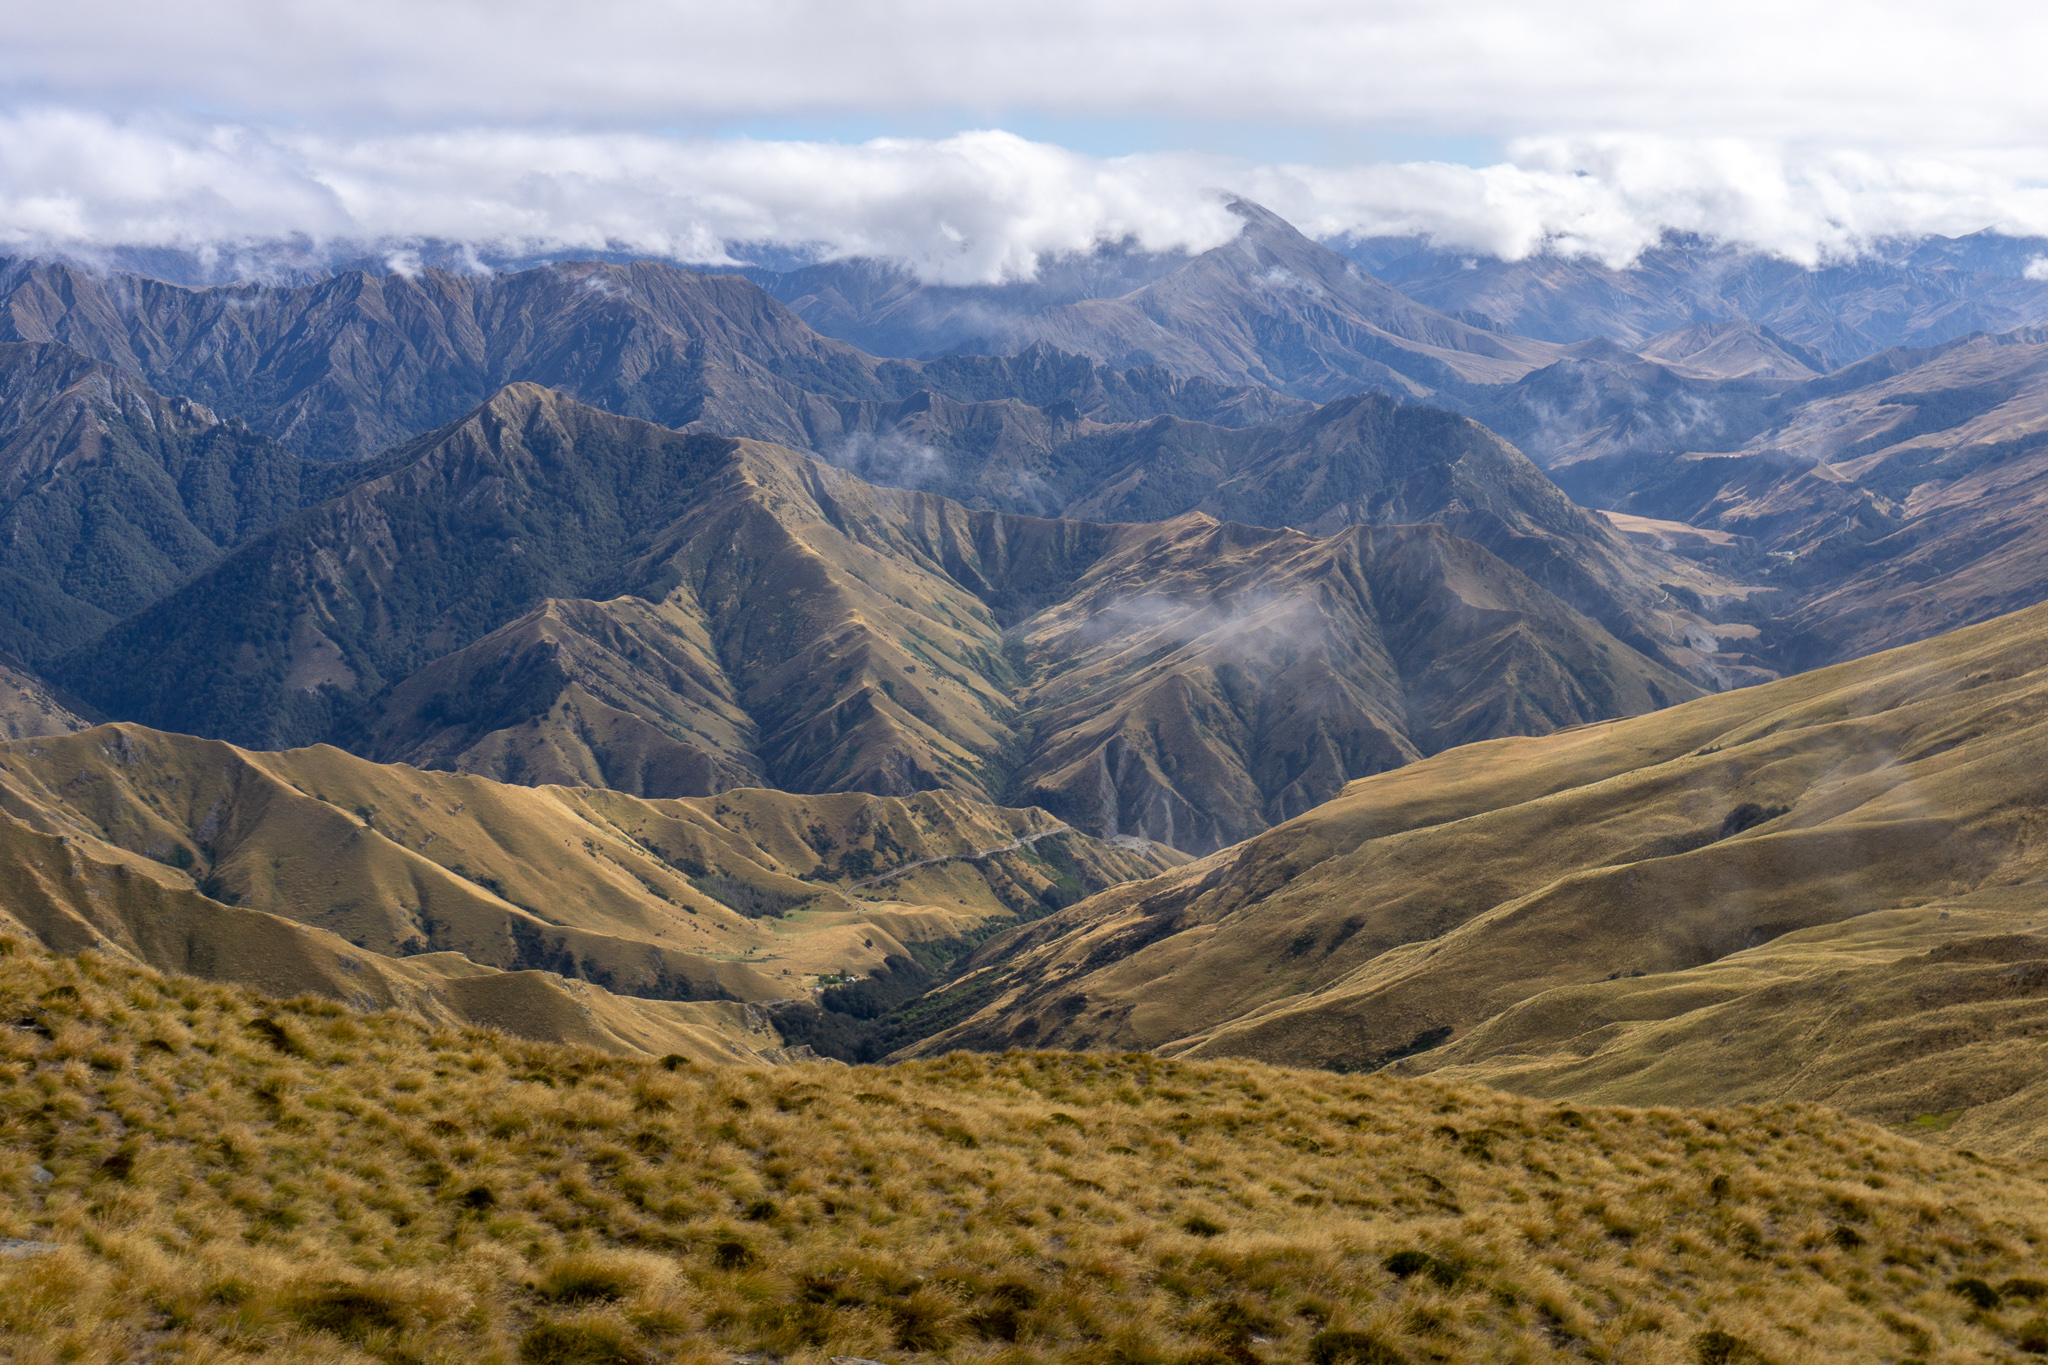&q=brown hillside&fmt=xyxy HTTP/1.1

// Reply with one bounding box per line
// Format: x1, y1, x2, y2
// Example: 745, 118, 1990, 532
8, 940, 2048, 1364
0, 723, 1172, 1055
0, 661, 88, 740
909, 597, 2048, 1155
